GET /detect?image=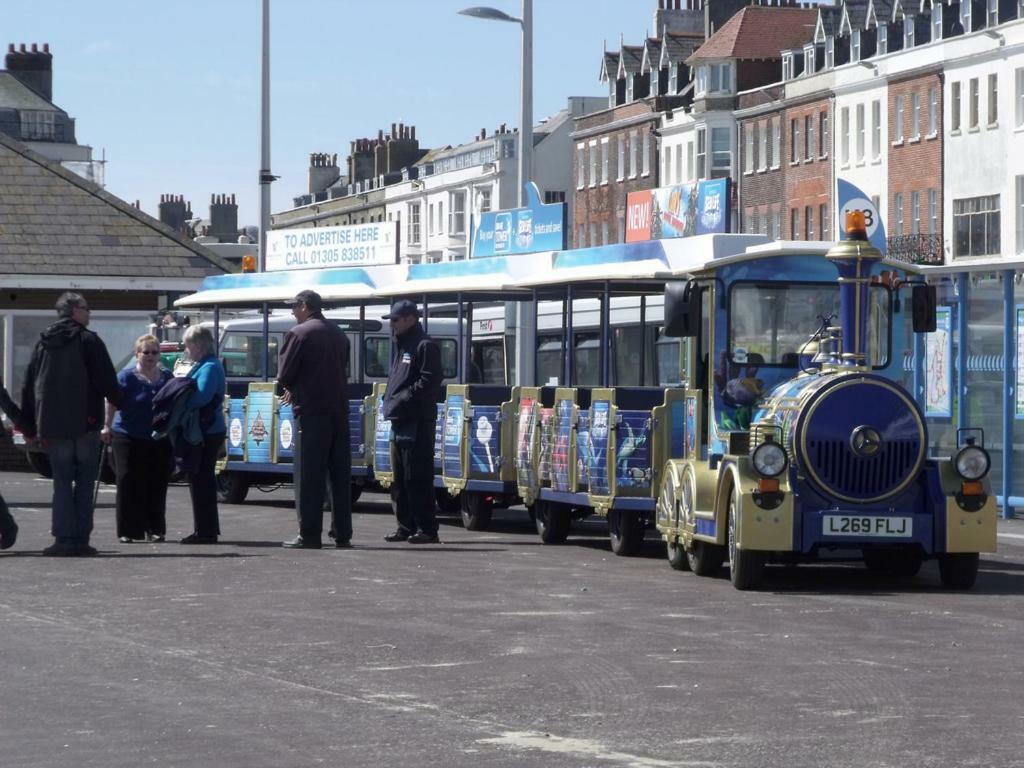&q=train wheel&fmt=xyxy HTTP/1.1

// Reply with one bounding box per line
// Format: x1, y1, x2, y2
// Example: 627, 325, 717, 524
666, 539, 689, 571
938, 553, 980, 590
460, 493, 493, 531
535, 500, 570, 544
608, 509, 644, 556
216, 472, 249, 504
435, 488, 461, 514
727, 490, 764, 590
863, 548, 922, 579
686, 540, 725, 576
